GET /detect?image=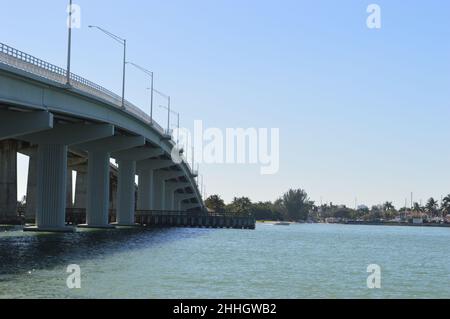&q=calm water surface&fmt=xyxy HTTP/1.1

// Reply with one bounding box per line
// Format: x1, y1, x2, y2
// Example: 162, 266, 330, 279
0, 223, 449, 299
